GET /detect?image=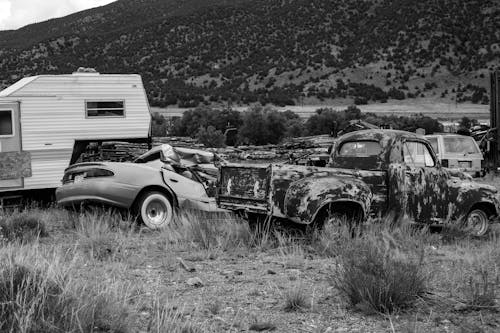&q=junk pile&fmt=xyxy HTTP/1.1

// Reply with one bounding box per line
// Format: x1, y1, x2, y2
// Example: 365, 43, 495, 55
76, 134, 336, 165
78, 142, 150, 162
